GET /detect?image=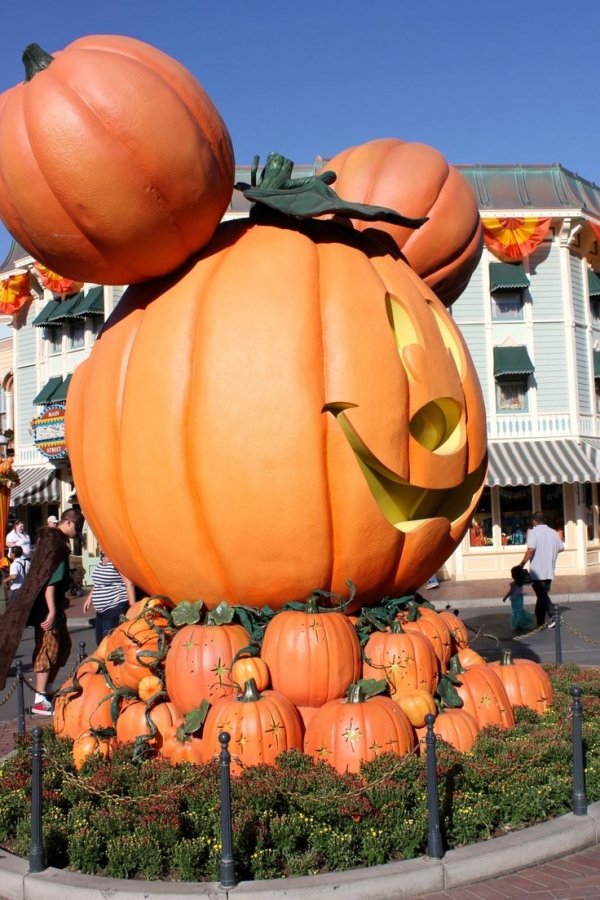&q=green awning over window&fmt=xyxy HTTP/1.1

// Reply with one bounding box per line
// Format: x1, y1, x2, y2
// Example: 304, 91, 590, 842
51, 373, 72, 402
72, 285, 103, 316
489, 262, 530, 292
594, 349, 600, 379
32, 299, 62, 327
493, 345, 535, 378
33, 376, 63, 405
589, 271, 600, 298
46, 292, 84, 322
